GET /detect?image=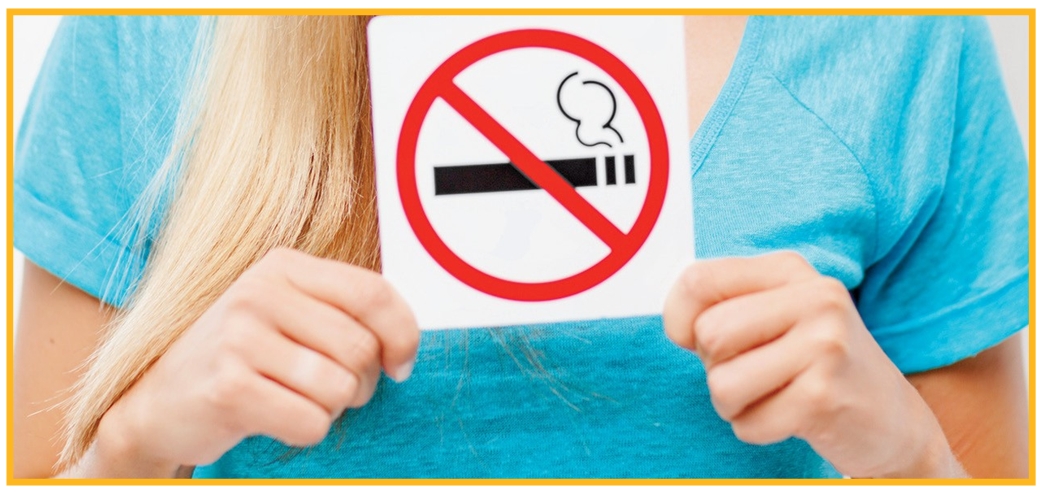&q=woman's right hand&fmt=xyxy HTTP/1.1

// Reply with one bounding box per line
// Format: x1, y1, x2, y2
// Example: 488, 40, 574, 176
88, 248, 420, 477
